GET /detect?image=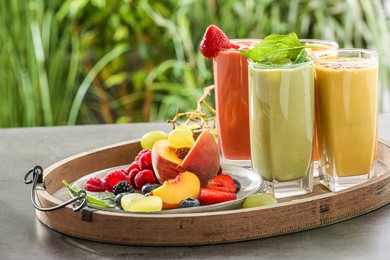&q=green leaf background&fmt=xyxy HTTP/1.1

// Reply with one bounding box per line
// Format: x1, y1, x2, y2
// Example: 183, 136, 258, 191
1, 0, 390, 127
